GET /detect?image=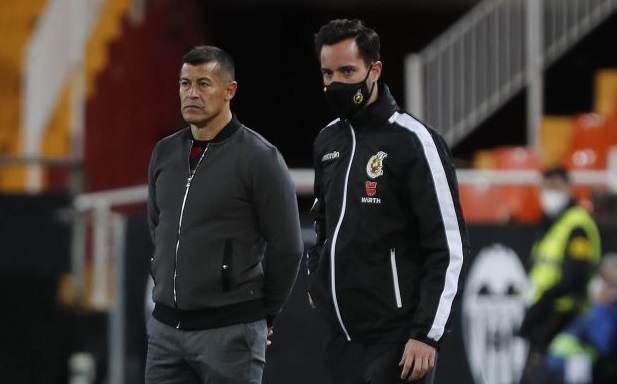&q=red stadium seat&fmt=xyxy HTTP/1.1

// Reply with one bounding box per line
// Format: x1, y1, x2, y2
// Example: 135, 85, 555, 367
458, 182, 510, 223
563, 113, 617, 210
490, 146, 543, 223
492, 146, 542, 170
565, 113, 617, 170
